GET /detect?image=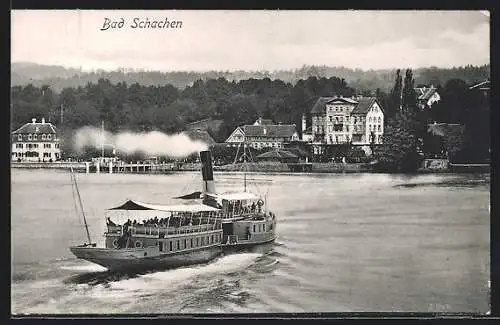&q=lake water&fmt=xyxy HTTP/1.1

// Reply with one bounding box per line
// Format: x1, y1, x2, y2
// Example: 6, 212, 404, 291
11, 169, 490, 314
